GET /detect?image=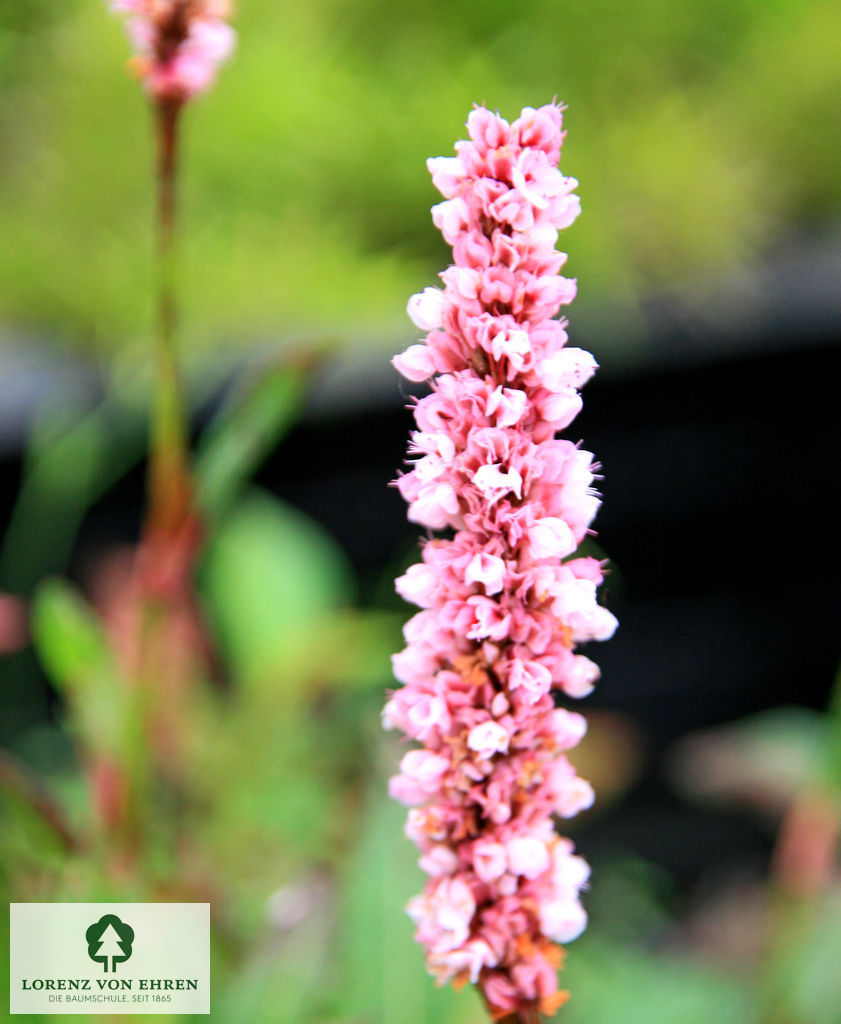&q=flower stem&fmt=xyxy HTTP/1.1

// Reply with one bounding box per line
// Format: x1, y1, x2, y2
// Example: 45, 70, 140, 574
147, 97, 192, 543
499, 1010, 541, 1024
110, 96, 199, 867
480, 988, 543, 1024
